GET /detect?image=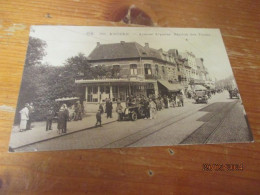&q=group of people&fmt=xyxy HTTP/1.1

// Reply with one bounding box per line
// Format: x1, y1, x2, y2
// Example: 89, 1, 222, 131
48, 101, 83, 134
95, 92, 185, 127
125, 92, 184, 111
19, 93, 185, 132
19, 103, 34, 132
96, 98, 113, 127
45, 104, 69, 134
